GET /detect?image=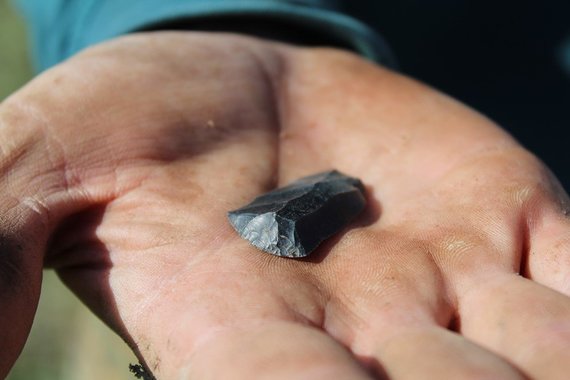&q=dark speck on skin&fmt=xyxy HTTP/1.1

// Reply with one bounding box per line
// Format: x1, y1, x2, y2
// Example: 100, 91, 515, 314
129, 363, 157, 380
